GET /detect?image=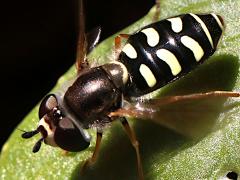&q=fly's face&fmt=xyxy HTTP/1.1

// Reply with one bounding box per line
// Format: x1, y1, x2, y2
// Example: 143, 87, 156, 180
22, 94, 90, 152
